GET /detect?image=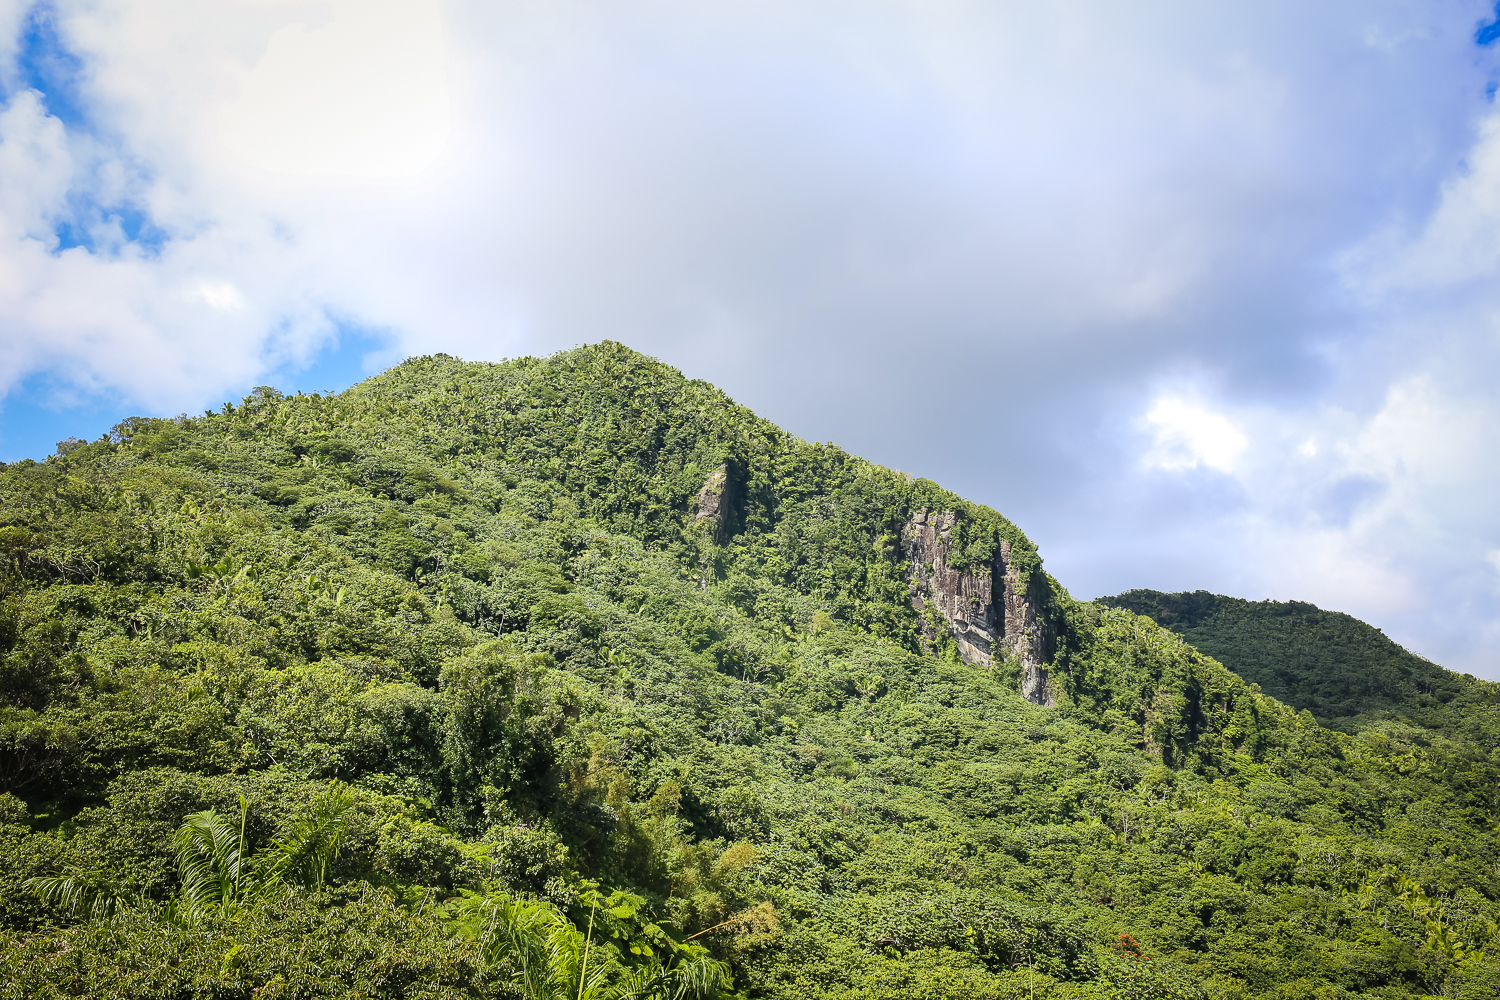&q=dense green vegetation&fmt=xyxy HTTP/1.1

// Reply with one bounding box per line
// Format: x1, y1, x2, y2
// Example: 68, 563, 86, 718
2, 342, 1499, 999
1099, 590, 1498, 731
